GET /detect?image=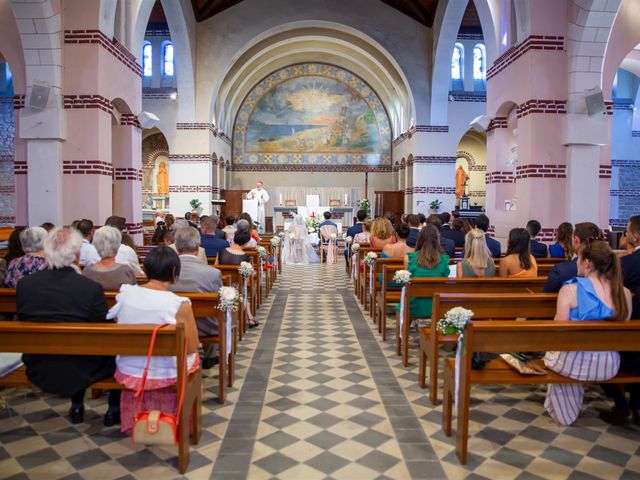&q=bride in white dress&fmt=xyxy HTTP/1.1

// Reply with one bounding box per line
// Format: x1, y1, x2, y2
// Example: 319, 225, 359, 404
283, 214, 320, 265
